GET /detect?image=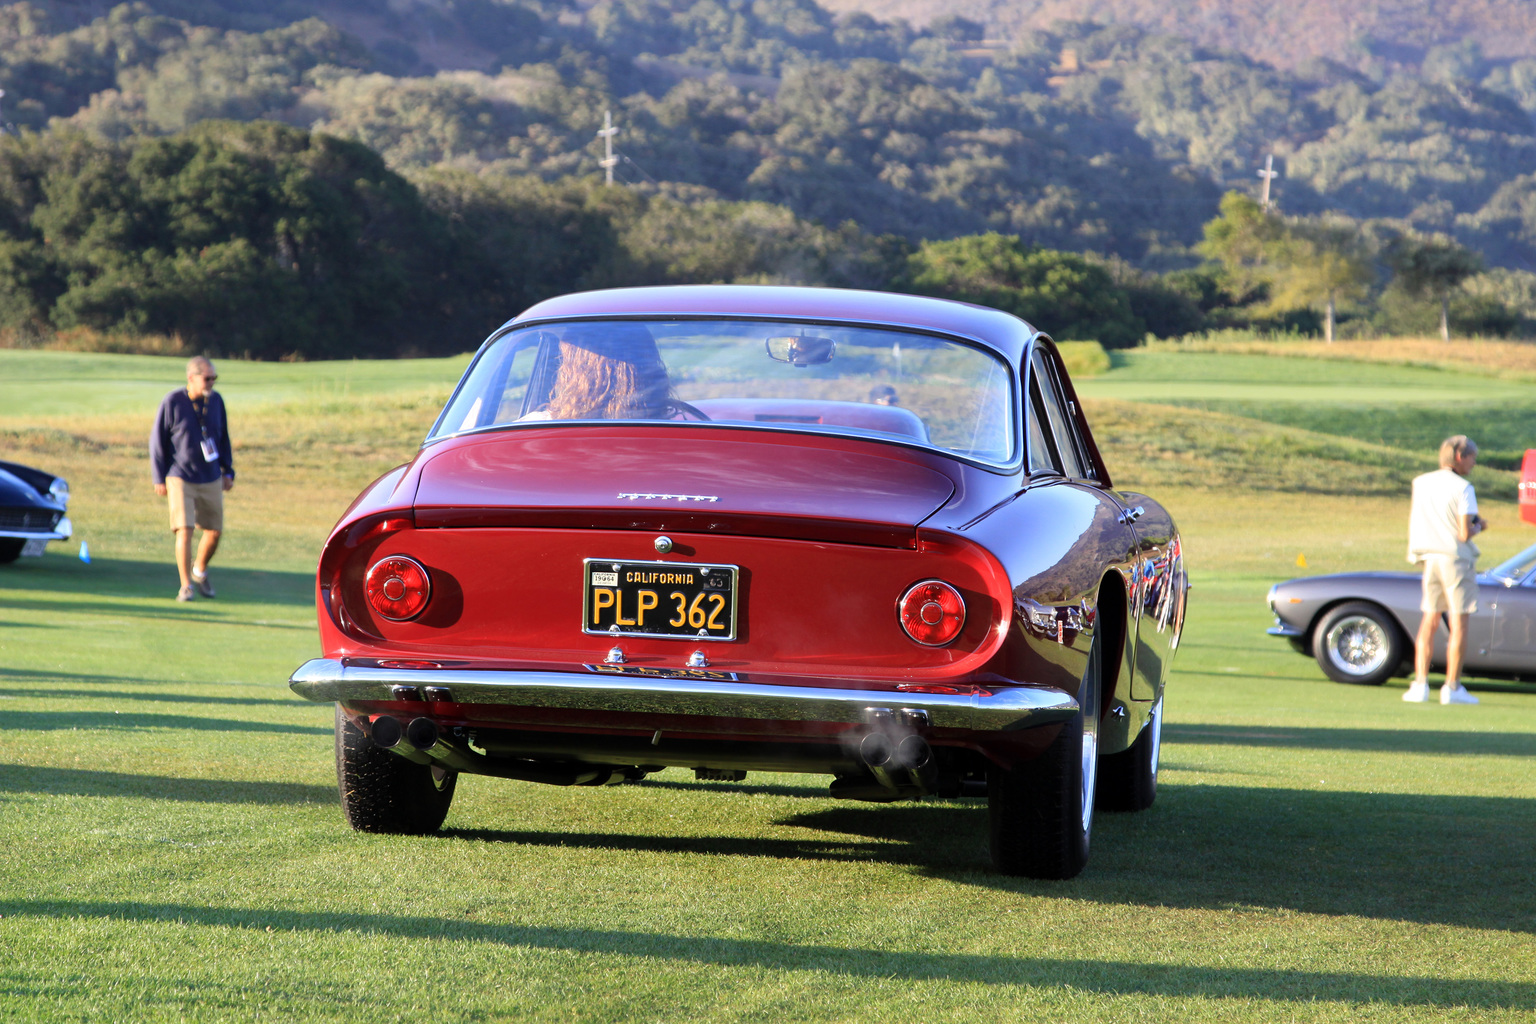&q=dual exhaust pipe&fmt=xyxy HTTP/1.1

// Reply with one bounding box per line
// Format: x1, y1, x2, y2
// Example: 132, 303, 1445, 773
829, 728, 937, 802
367, 713, 444, 757
366, 714, 628, 786
368, 711, 939, 799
